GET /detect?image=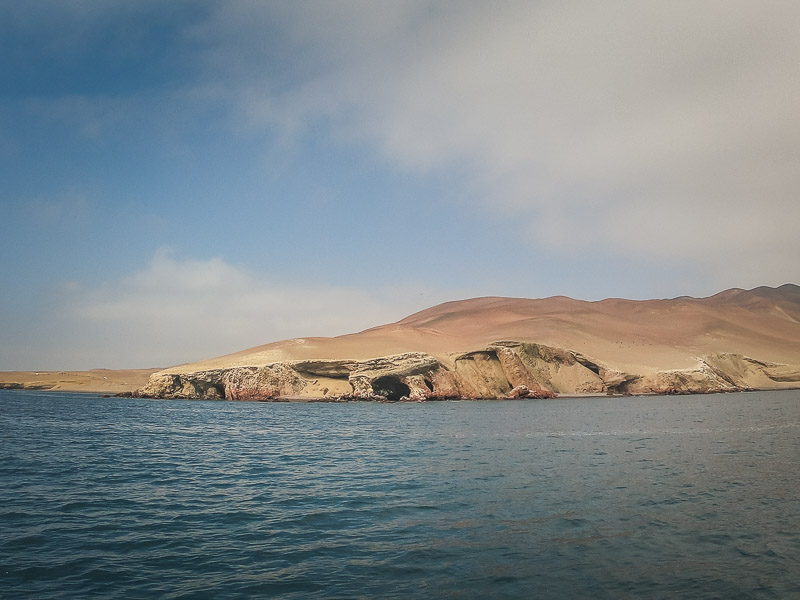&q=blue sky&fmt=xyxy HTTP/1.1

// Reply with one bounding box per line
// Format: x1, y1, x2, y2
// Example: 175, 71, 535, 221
2, 1, 799, 369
